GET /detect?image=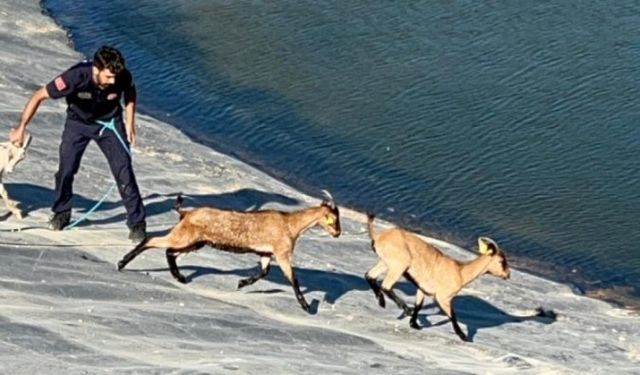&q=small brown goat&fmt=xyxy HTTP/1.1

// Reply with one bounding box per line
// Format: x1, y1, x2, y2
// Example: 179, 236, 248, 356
0, 133, 32, 219
117, 191, 341, 313
365, 214, 510, 341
